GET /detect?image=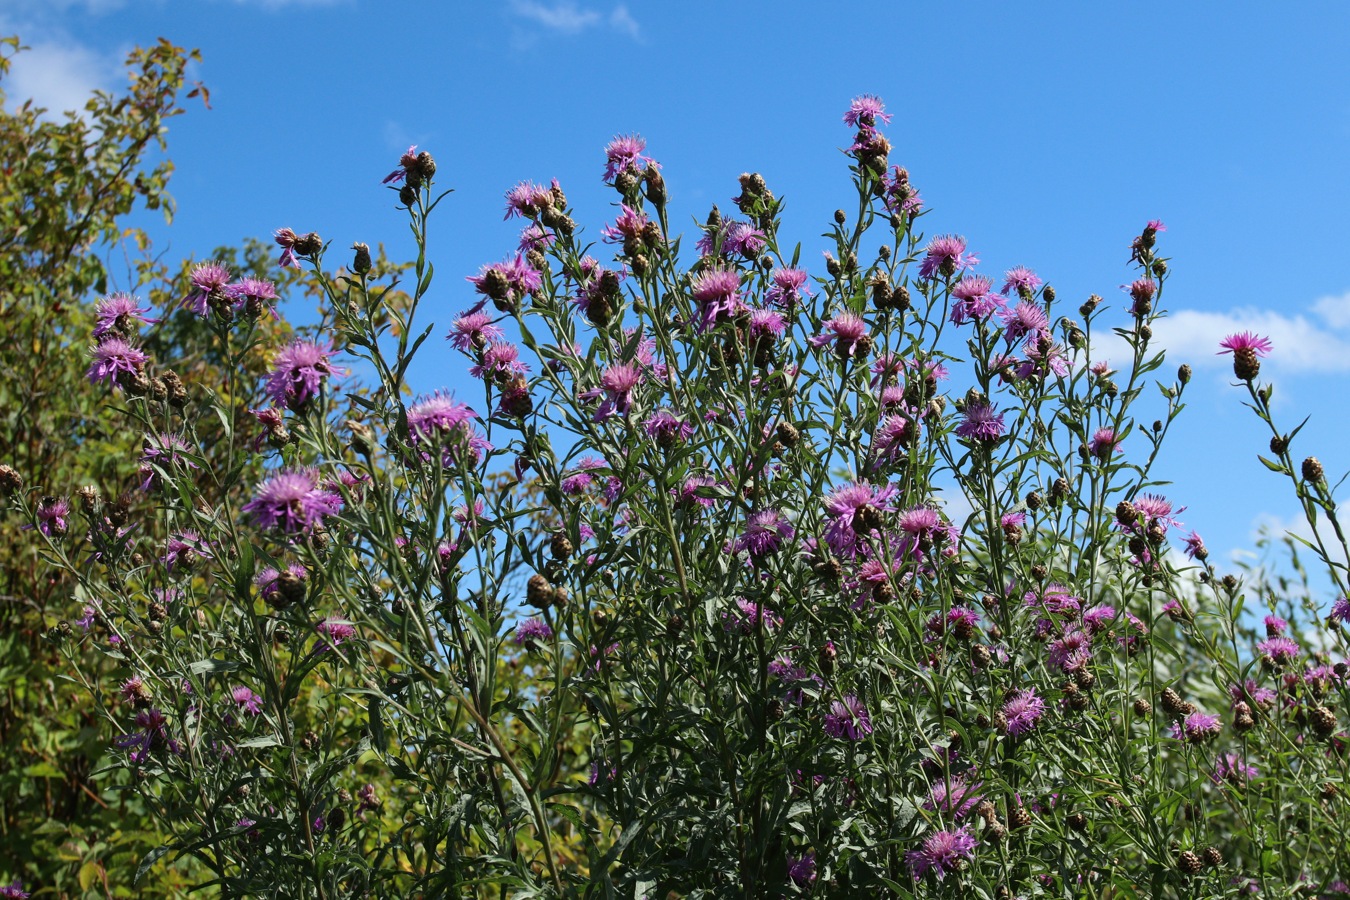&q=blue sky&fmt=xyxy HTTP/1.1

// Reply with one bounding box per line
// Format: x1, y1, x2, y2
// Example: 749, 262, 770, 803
4, 0, 1350, 587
